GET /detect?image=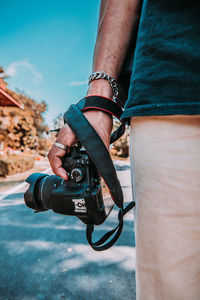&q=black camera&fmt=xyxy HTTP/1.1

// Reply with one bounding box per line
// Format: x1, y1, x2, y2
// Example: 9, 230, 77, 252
24, 144, 114, 225
24, 96, 135, 251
